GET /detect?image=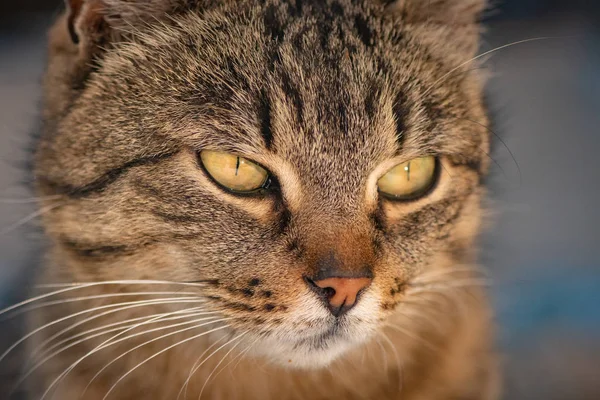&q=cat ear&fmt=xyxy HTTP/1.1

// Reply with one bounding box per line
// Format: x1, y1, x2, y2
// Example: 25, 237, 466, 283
382, 0, 487, 59
65, 0, 110, 46
384, 0, 487, 25
64, 0, 174, 45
